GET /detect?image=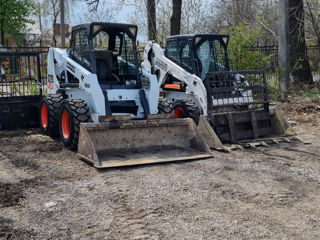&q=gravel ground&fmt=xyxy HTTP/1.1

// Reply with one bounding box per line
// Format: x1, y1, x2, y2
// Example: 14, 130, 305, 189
0, 99, 320, 240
